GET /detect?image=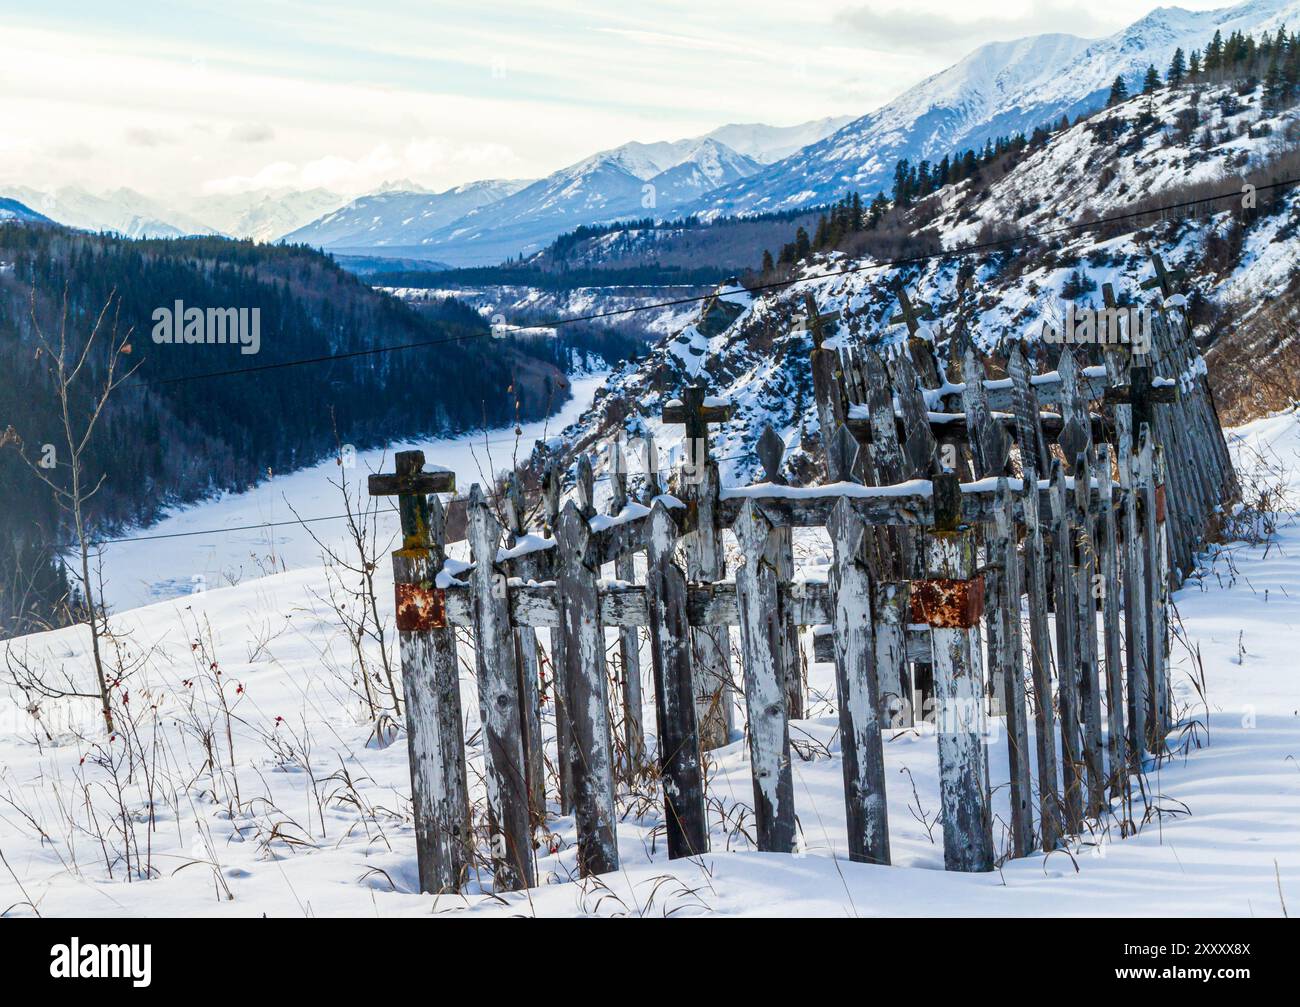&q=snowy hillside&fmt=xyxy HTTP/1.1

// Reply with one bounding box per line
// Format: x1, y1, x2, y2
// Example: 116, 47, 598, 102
696, 0, 1300, 215
0, 197, 52, 224
547, 76, 1300, 489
